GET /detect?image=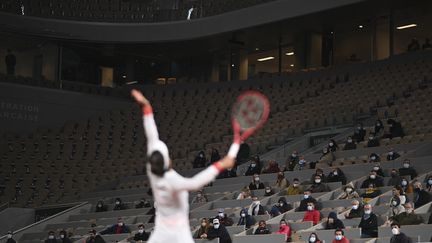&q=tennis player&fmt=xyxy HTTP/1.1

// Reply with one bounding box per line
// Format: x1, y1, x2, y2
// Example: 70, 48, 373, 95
131, 89, 240, 243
